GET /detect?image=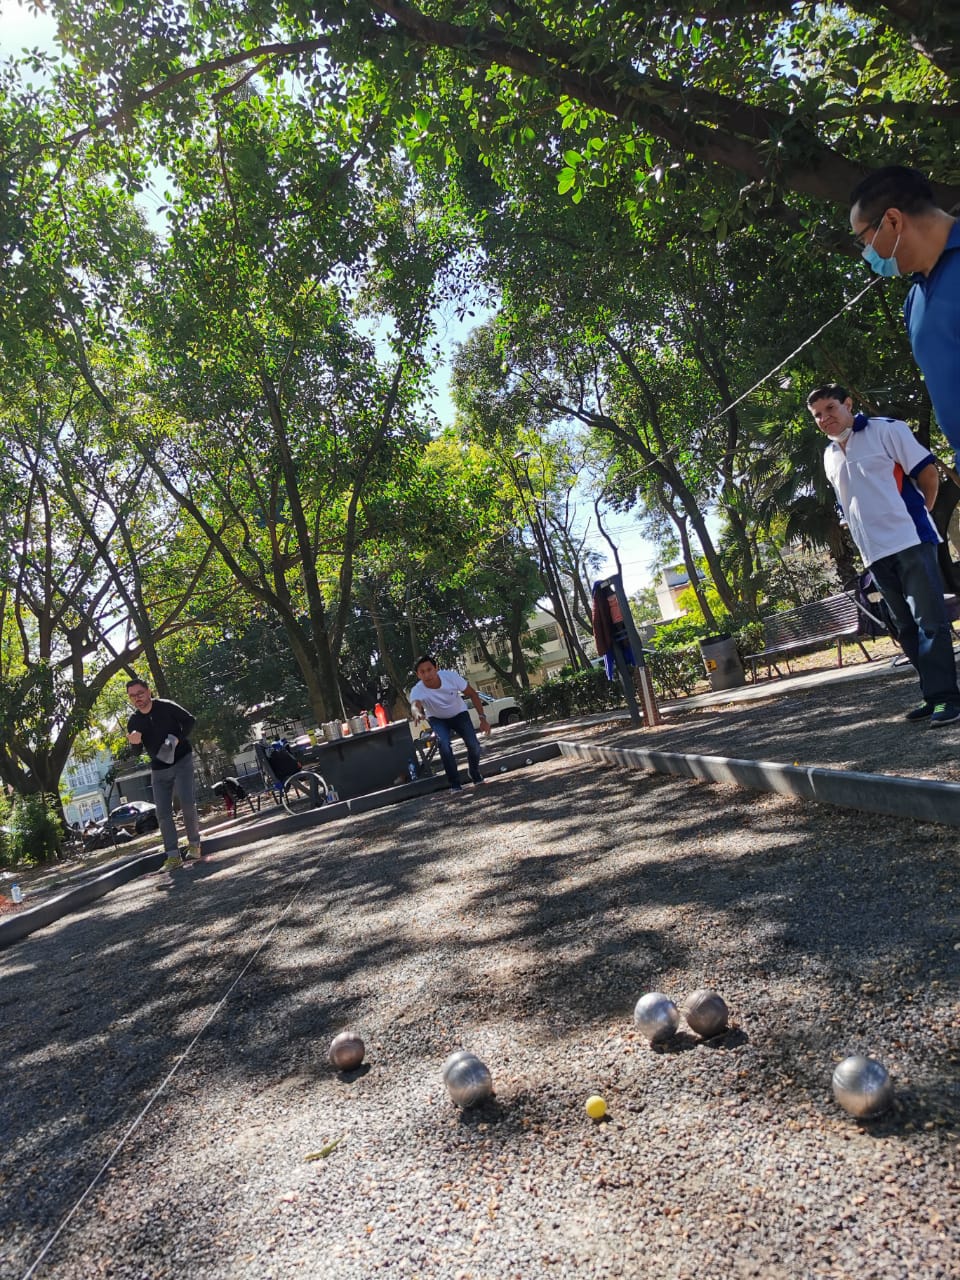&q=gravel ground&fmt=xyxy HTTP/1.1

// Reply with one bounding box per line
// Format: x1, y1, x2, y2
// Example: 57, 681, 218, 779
588, 657, 960, 785
1, 755, 959, 1280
